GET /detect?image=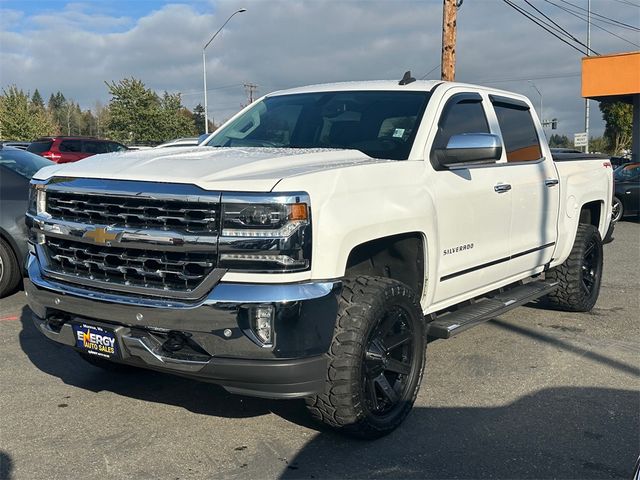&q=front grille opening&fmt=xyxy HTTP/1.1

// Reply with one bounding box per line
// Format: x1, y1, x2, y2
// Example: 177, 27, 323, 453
44, 237, 217, 292
46, 191, 220, 234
